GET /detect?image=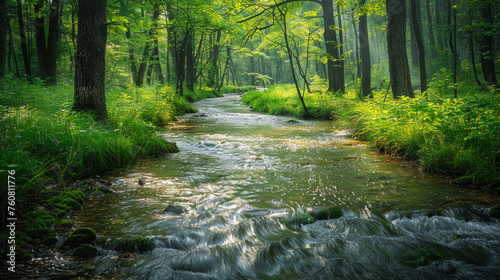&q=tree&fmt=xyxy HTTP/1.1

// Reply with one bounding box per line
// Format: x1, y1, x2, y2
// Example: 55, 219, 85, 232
322, 0, 344, 93
386, 0, 413, 98
34, 0, 60, 83
16, 0, 31, 77
410, 0, 427, 94
0, 0, 6, 78
478, 1, 499, 87
359, 0, 372, 99
72, 0, 108, 120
